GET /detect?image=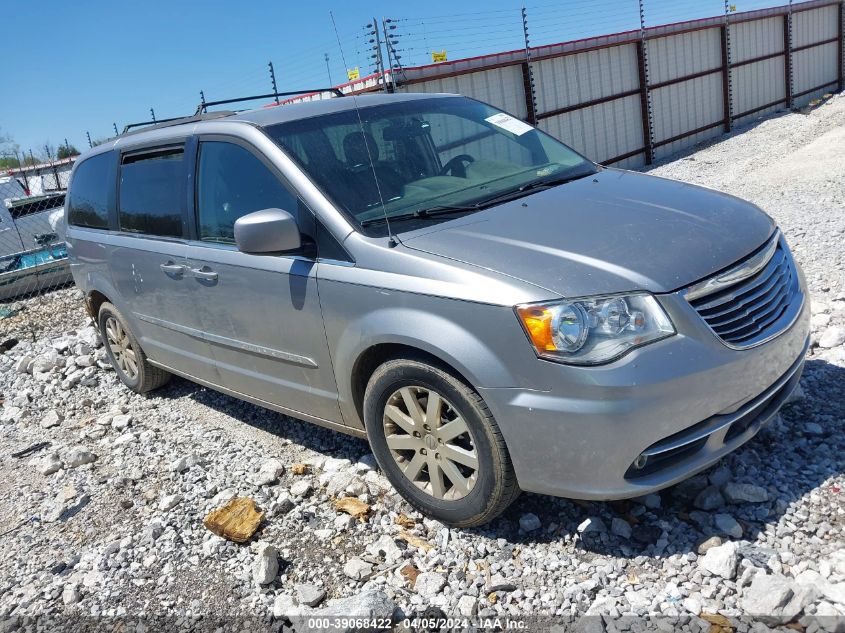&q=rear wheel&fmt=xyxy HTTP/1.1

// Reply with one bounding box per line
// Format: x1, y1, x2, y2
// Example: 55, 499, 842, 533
98, 302, 170, 394
364, 358, 519, 527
